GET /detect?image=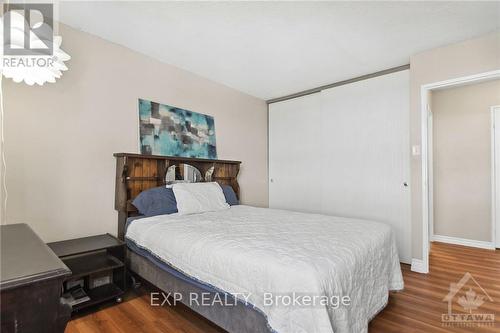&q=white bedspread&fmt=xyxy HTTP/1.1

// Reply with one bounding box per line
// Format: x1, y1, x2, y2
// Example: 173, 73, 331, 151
126, 205, 404, 333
